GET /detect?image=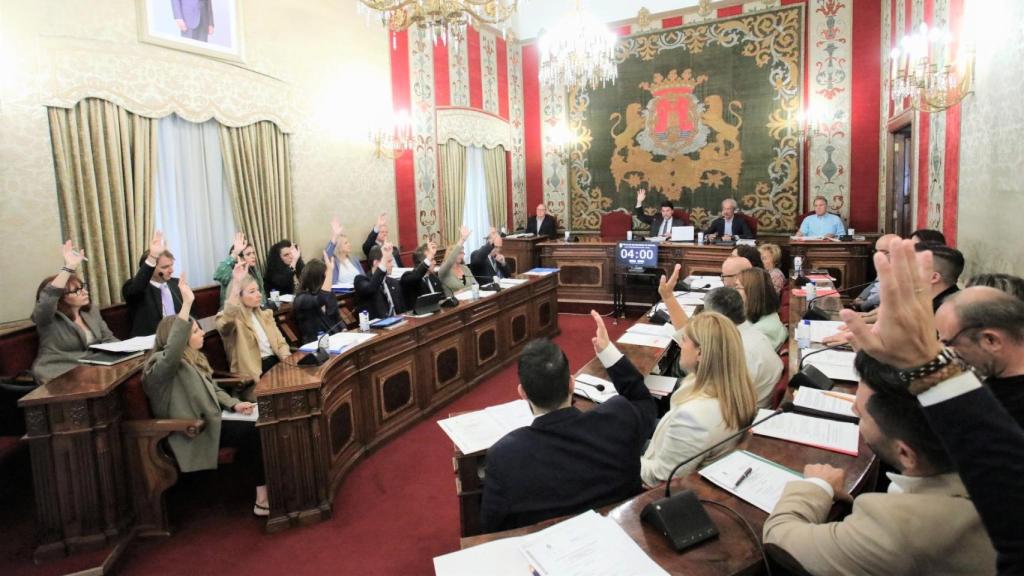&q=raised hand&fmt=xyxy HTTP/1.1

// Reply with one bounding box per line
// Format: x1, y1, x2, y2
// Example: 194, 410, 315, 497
425, 241, 438, 262
377, 212, 388, 229
232, 261, 248, 282
149, 230, 166, 260
331, 216, 343, 237
658, 264, 681, 299
62, 239, 85, 270
637, 189, 647, 204
291, 245, 301, 266
179, 273, 194, 304
323, 250, 335, 270
231, 232, 246, 257
460, 226, 471, 242
591, 310, 610, 354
